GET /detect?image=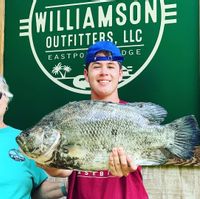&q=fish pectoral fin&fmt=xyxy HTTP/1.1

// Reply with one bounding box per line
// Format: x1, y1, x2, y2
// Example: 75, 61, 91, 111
127, 102, 167, 124
135, 159, 164, 166
136, 150, 167, 166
